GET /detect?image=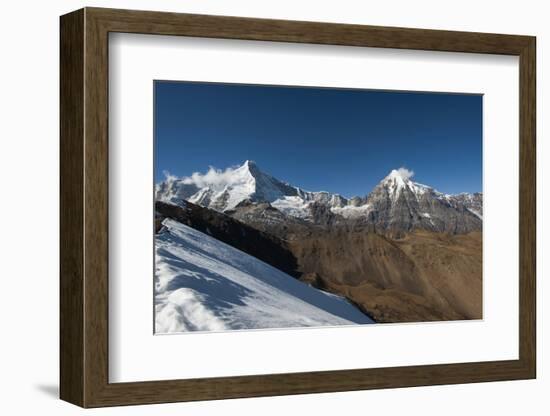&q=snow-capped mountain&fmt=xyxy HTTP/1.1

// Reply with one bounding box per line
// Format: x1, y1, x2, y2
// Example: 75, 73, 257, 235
155, 218, 373, 333
156, 161, 482, 234
157, 160, 297, 211
156, 160, 348, 218
364, 168, 482, 234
